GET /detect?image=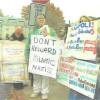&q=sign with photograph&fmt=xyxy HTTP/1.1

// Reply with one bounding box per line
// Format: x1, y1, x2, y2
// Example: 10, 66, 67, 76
29, 3, 46, 26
